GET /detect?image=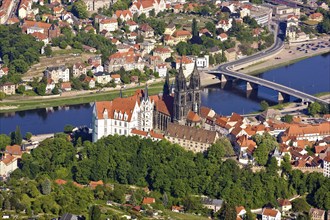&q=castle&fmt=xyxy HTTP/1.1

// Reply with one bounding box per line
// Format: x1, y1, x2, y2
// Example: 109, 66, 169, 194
92, 61, 201, 142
